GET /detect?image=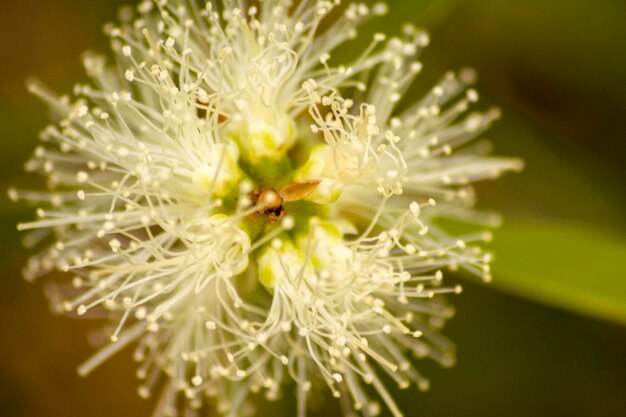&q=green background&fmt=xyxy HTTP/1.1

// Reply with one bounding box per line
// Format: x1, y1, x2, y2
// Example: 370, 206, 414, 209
0, 0, 624, 416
